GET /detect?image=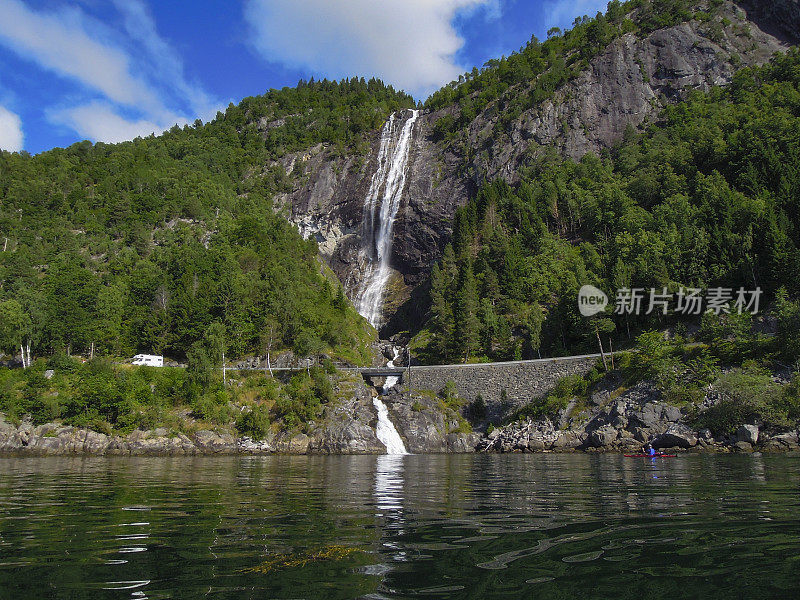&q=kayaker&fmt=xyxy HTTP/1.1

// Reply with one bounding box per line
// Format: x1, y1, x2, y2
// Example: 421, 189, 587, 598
646, 444, 656, 457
